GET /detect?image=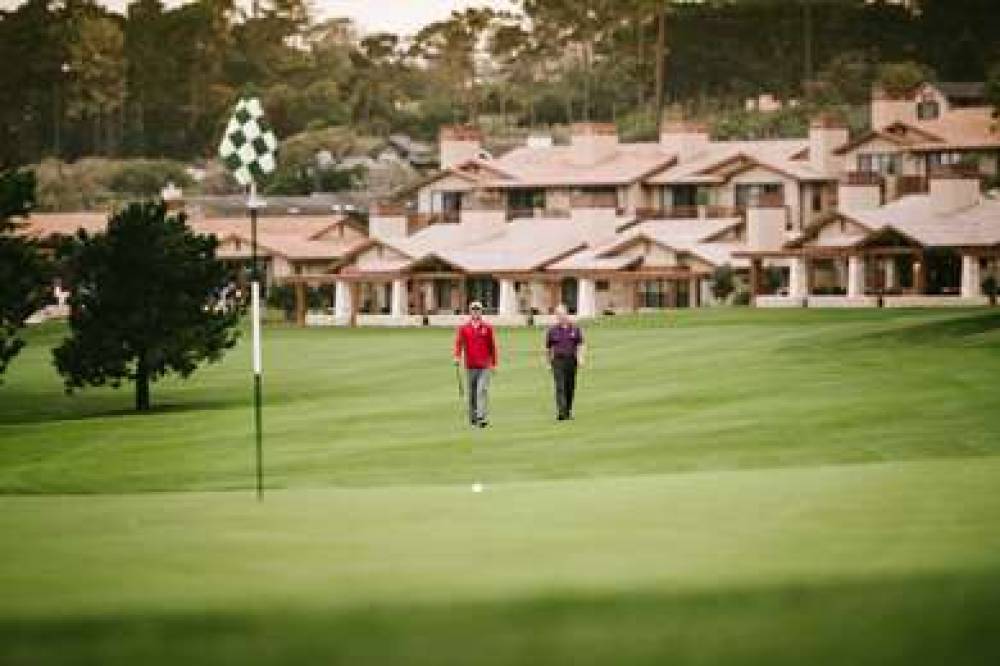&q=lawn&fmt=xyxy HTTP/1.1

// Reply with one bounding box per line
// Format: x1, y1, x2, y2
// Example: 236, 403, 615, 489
1, 309, 999, 664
